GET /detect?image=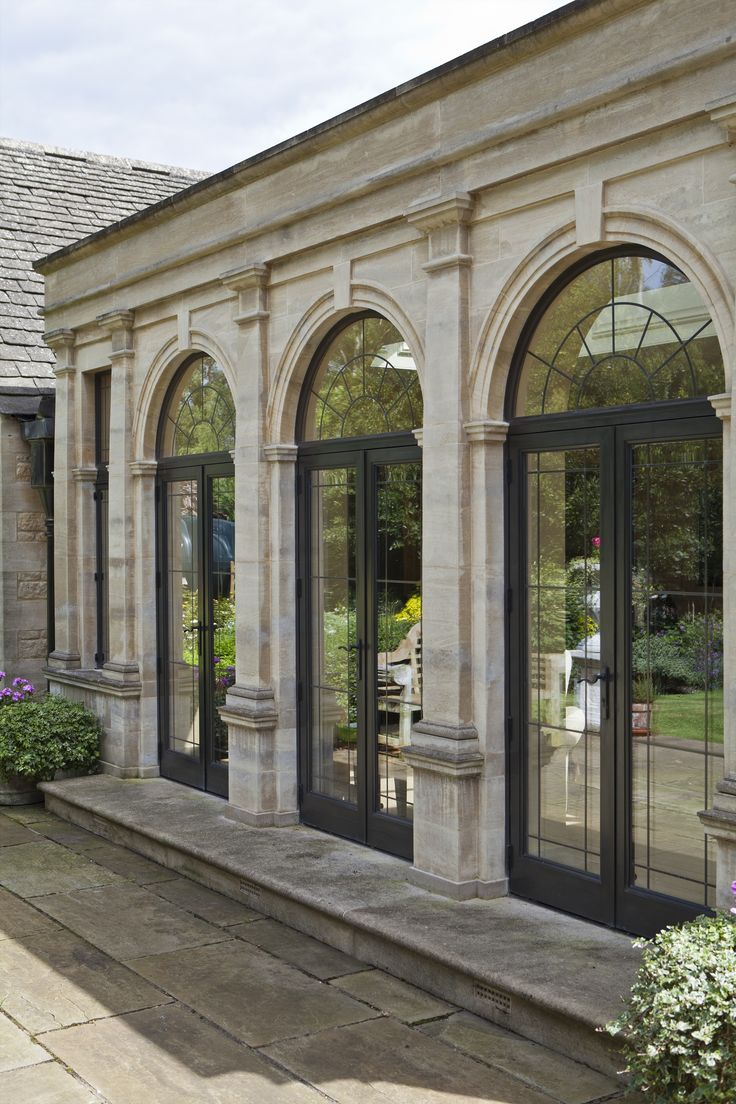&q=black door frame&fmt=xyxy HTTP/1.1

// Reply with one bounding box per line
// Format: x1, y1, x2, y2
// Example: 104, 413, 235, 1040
507, 398, 721, 935
297, 431, 419, 860
157, 452, 233, 798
